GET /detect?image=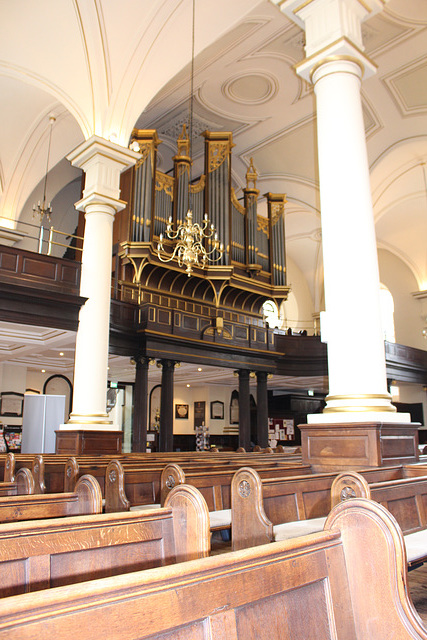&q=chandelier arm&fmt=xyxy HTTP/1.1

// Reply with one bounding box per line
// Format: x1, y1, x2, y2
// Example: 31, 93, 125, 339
156, 242, 182, 263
